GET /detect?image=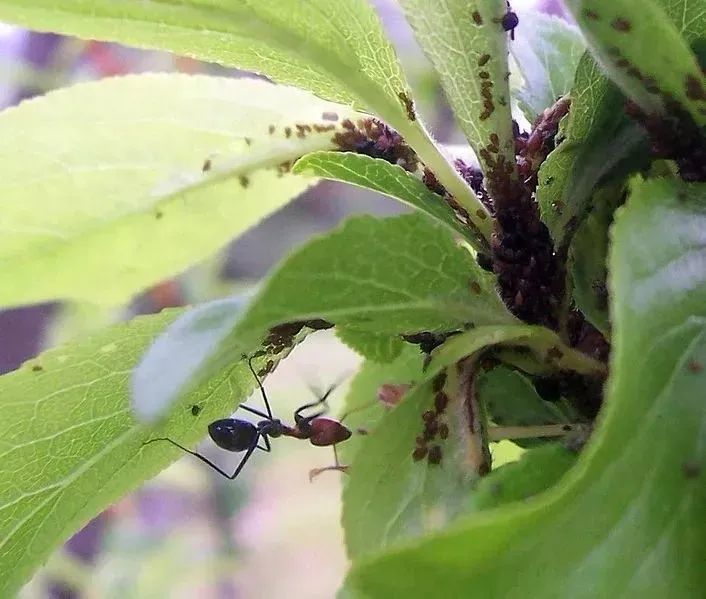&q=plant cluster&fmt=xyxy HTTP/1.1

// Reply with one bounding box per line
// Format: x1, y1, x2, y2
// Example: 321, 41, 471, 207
0, 1, 704, 596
